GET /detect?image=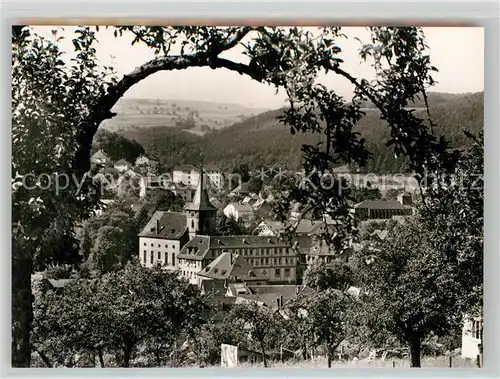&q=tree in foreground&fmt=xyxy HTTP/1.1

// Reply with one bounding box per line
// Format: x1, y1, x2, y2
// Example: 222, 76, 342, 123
228, 300, 280, 368
32, 263, 207, 367
353, 218, 466, 367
